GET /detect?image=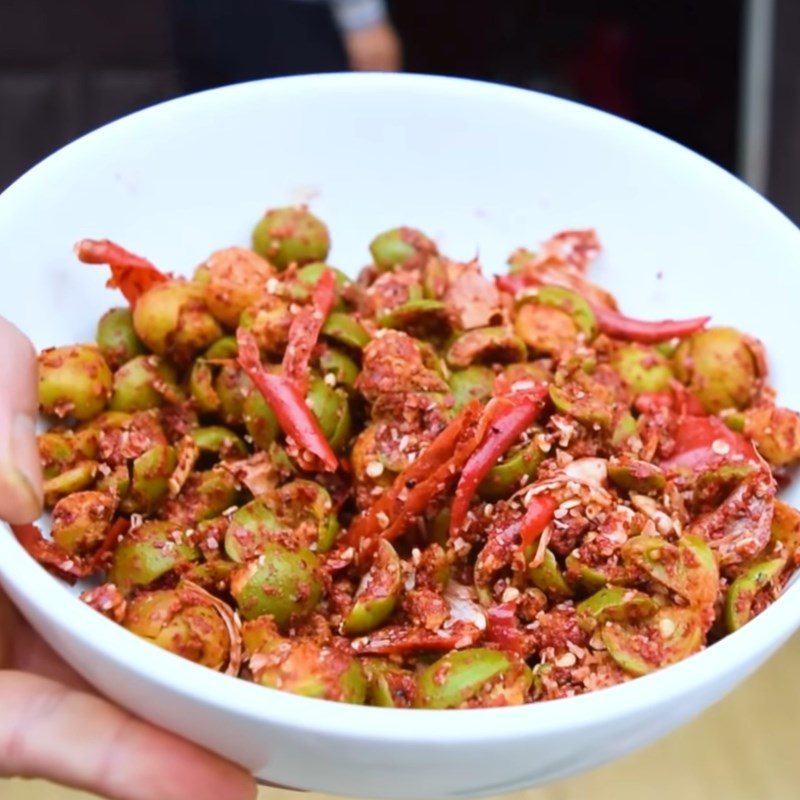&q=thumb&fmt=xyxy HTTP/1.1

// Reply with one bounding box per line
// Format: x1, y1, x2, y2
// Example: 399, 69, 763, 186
0, 316, 43, 524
